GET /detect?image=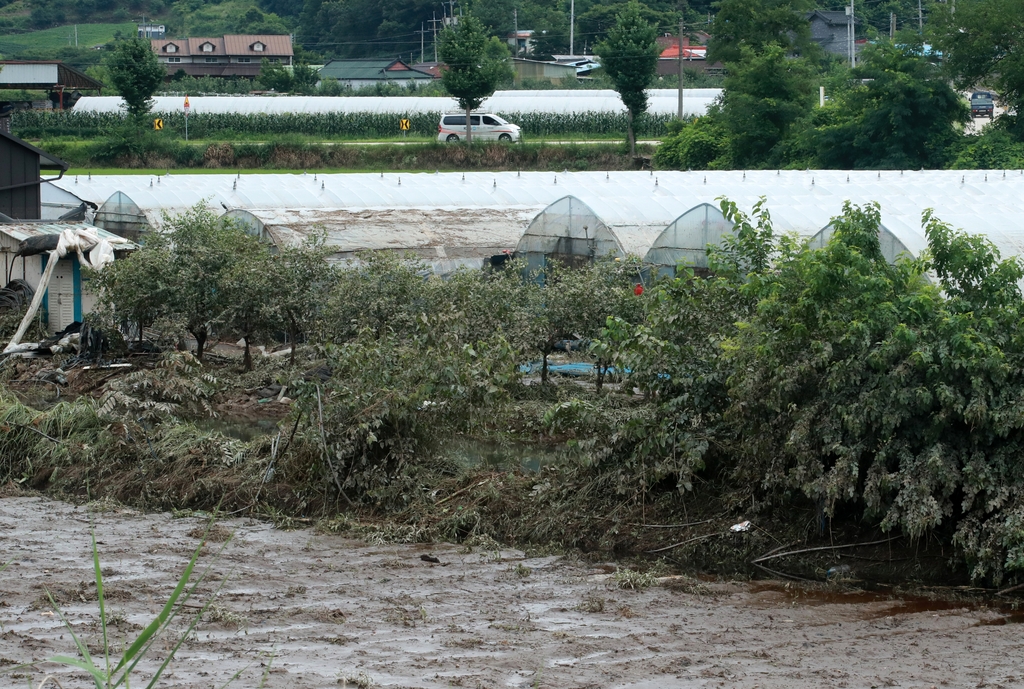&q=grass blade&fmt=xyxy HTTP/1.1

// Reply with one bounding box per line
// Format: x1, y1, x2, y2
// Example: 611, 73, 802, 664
91, 530, 111, 682
46, 591, 102, 687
